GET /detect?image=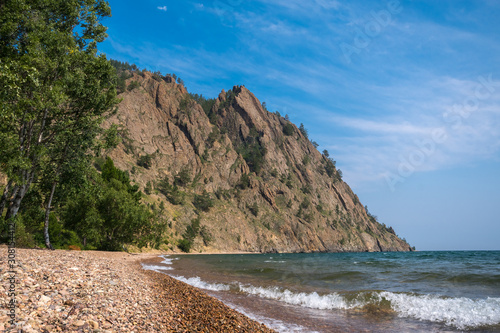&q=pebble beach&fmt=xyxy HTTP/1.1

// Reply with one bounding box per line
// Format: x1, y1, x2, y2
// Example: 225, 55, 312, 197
0, 247, 275, 332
